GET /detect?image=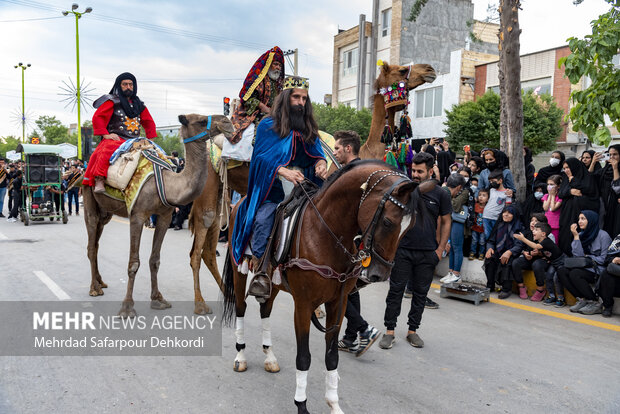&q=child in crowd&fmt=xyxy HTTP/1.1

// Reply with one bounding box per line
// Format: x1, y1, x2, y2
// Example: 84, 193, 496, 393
470, 177, 479, 197
514, 222, 566, 306
482, 170, 512, 239
542, 174, 562, 243
484, 205, 523, 298
510, 214, 553, 301
469, 189, 489, 260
